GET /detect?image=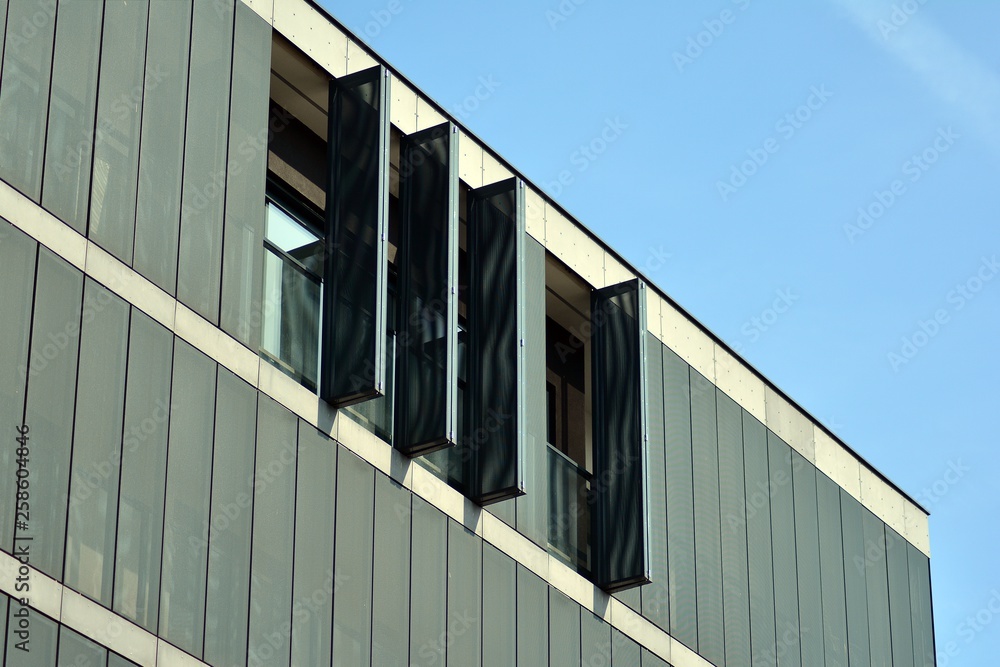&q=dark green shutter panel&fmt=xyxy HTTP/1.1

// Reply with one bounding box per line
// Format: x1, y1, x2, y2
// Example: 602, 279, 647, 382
321, 65, 390, 407
467, 178, 526, 504
591, 279, 651, 592
396, 122, 459, 455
